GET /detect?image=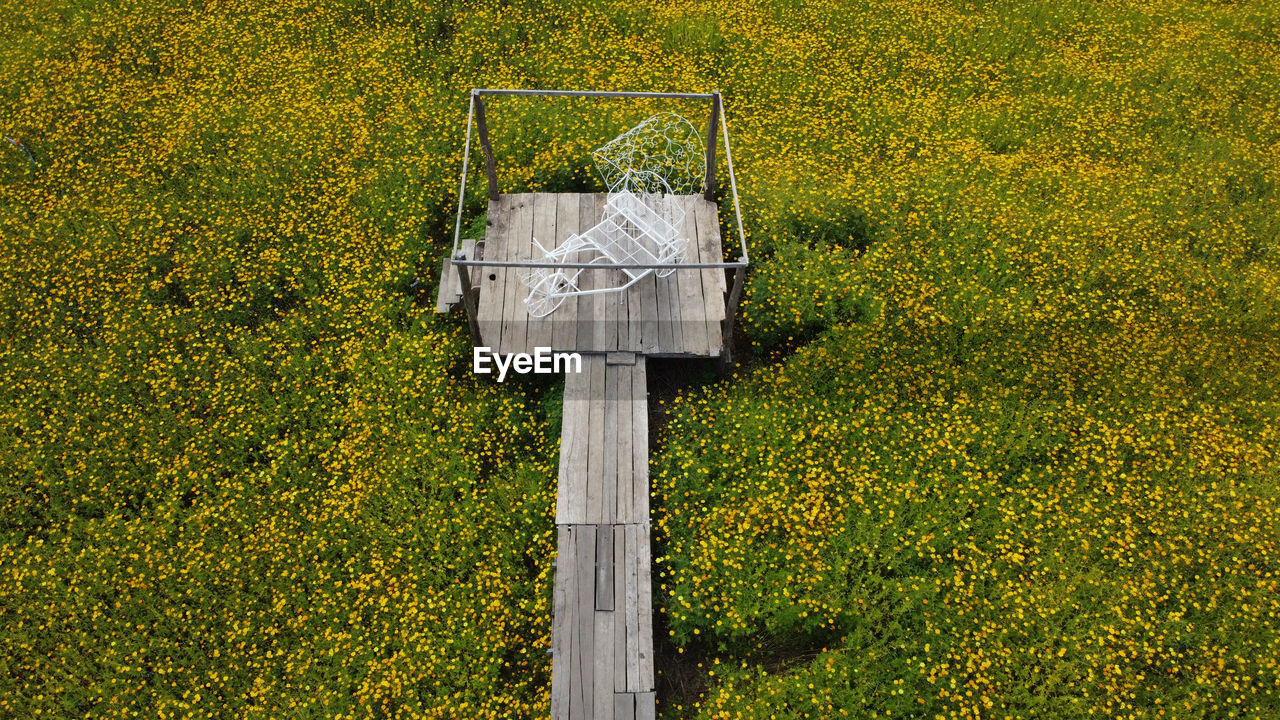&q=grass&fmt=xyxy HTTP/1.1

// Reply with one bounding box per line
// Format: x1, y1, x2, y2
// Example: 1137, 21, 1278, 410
1, 0, 1278, 718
